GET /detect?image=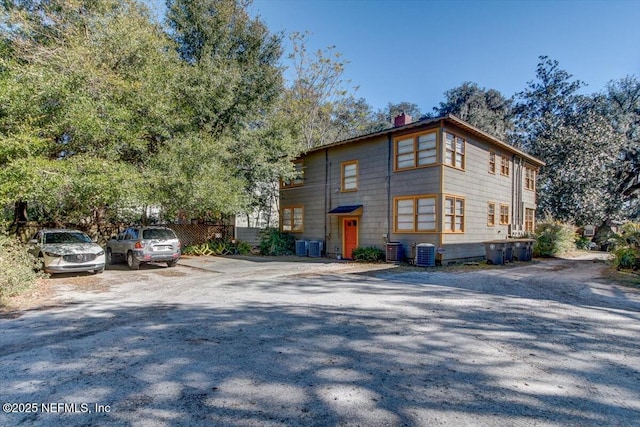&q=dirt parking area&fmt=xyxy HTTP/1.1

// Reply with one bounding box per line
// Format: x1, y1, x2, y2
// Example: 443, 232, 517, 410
1, 254, 639, 426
